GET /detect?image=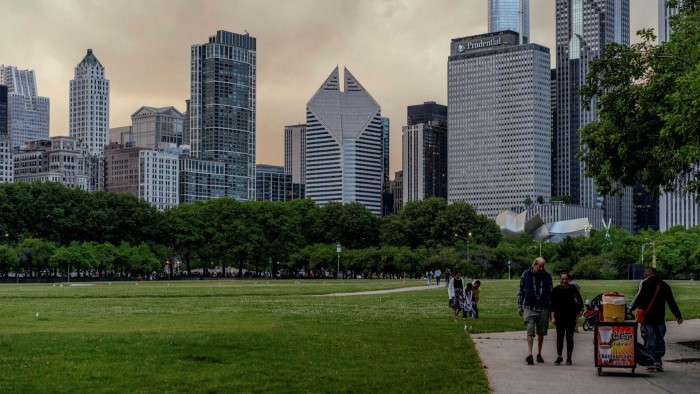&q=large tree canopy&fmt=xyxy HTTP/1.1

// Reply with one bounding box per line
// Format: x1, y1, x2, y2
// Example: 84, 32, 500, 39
578, 0, 700, 200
